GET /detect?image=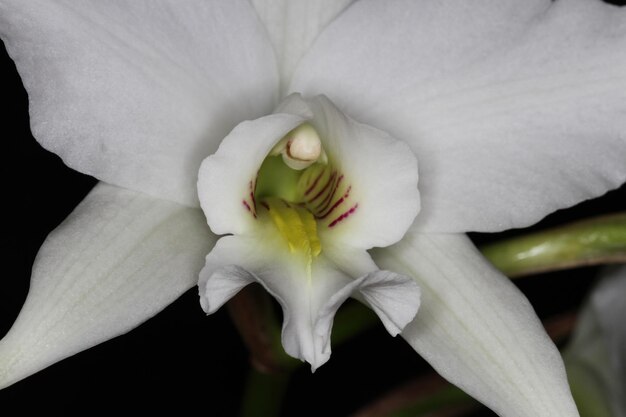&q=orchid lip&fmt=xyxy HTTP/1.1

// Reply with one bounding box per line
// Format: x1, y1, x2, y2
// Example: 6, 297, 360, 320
197, 94, 421, 370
